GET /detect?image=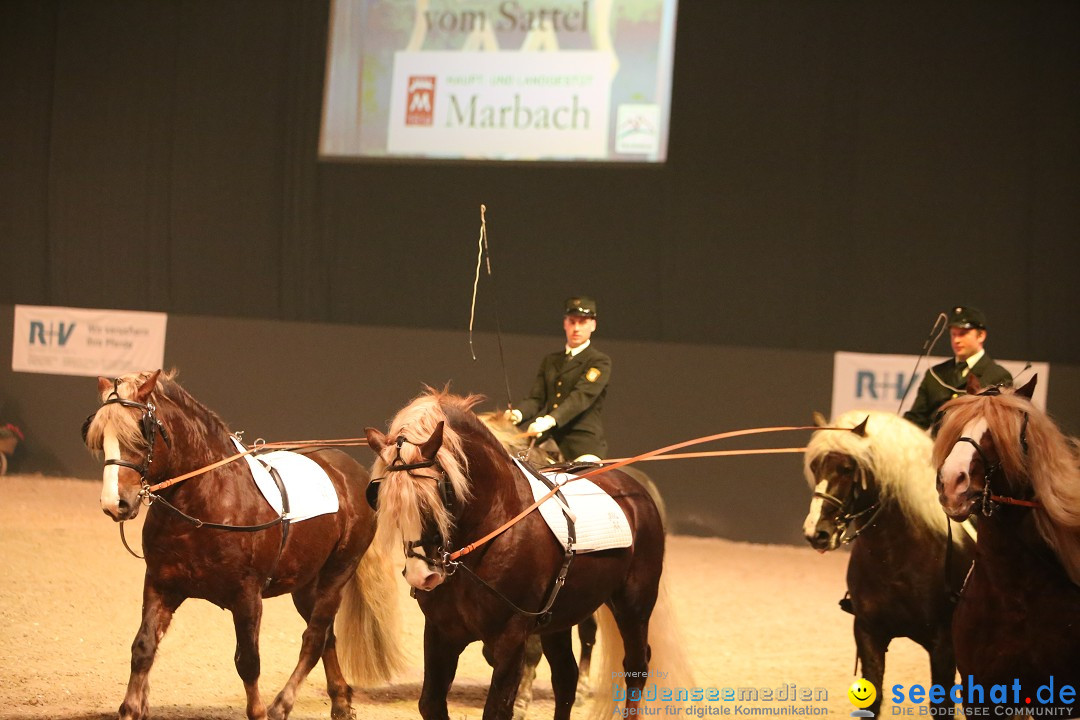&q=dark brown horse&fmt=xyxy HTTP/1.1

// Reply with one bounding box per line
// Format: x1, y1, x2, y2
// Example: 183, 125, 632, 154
83, 370, 402, 720
366, 390, 685, 720
479, 412, 597, 719
803, 410, 975, 715
479, 413, 670, 720
934, 377, 1080, 712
